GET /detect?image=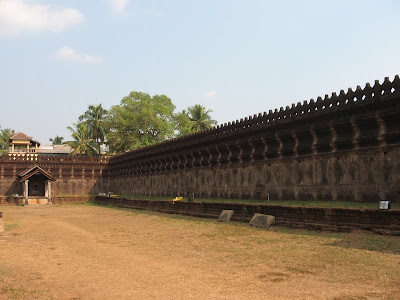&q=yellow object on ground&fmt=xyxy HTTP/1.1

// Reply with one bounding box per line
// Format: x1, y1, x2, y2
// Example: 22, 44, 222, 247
172, 196, 183, 204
